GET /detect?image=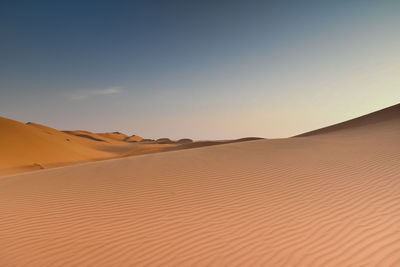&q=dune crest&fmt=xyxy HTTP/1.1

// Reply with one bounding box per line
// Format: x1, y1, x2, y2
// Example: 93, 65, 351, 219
0, 117, 114, 175
124, 135, 143, 142
296, 103, 400, 137
0, 117, 261, 176
0, 104, 399, 265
